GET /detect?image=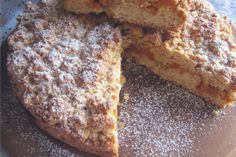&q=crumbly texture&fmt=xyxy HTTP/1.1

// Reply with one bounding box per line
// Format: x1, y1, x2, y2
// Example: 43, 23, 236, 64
64, 0, 190, 30
6, 0, 236, 157
7, 1, 122, 157
125, 0, 236, 107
